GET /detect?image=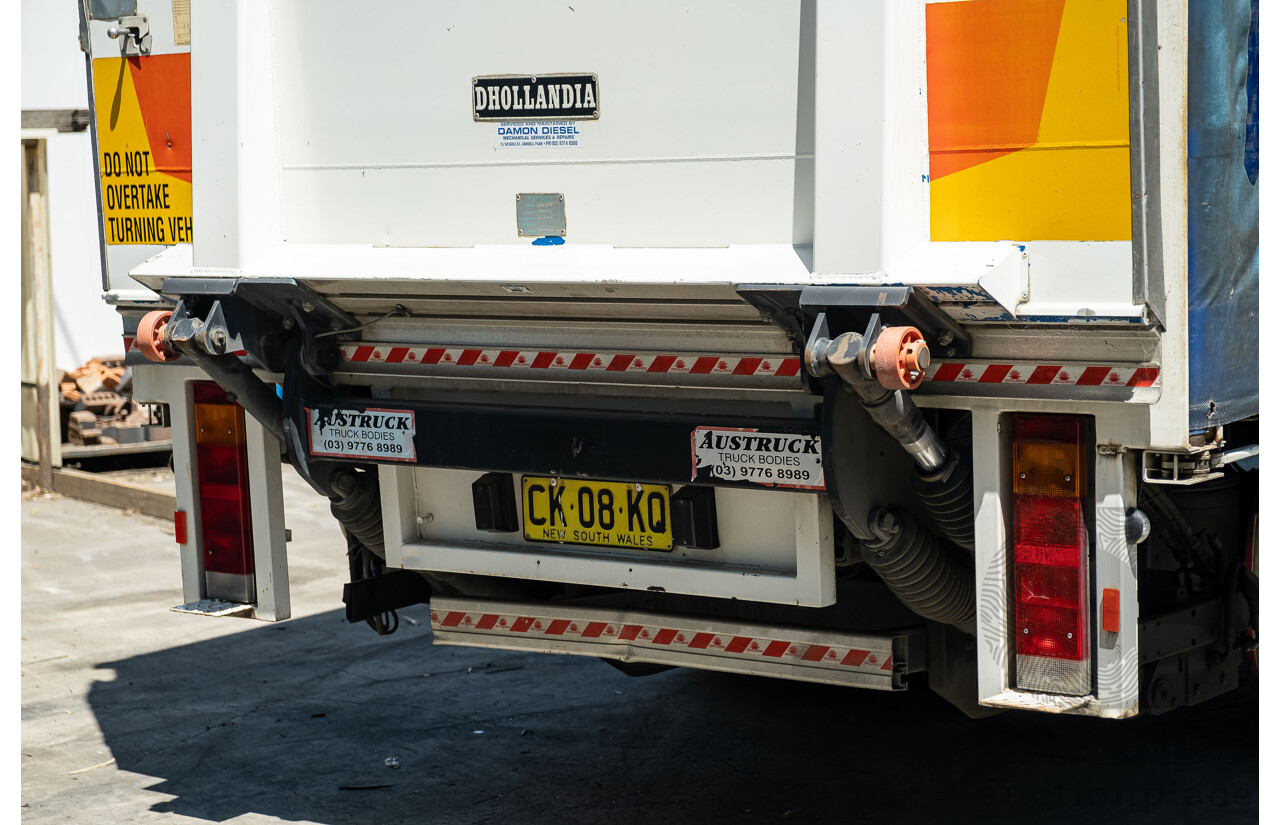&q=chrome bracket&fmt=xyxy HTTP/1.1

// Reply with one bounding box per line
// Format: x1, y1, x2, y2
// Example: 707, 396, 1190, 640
107, 14, 151, 56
